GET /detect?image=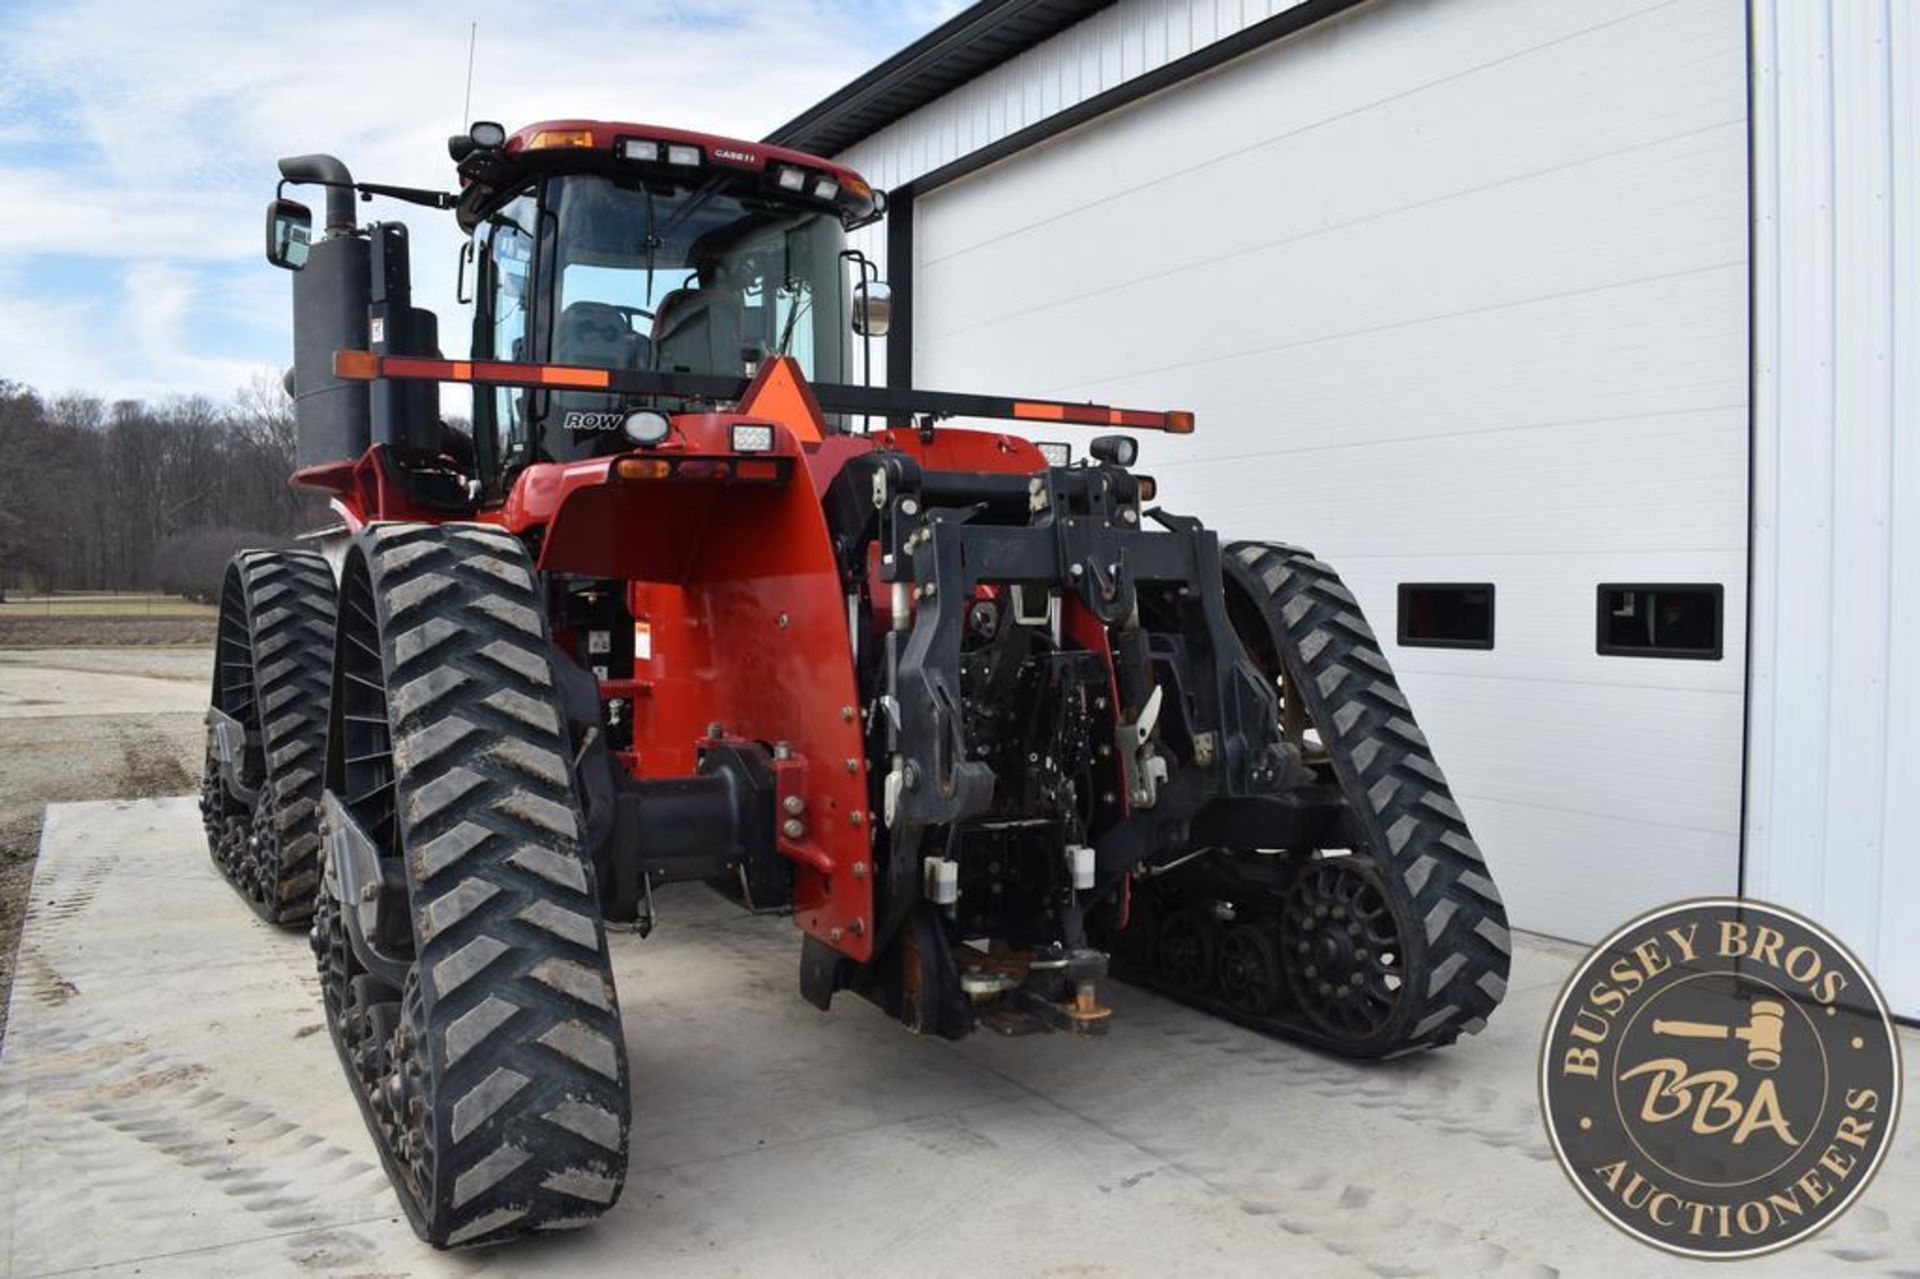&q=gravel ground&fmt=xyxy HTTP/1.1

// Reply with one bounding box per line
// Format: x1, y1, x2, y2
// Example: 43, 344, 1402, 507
0, 647, 208, 1047
0, 615, 216, 647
